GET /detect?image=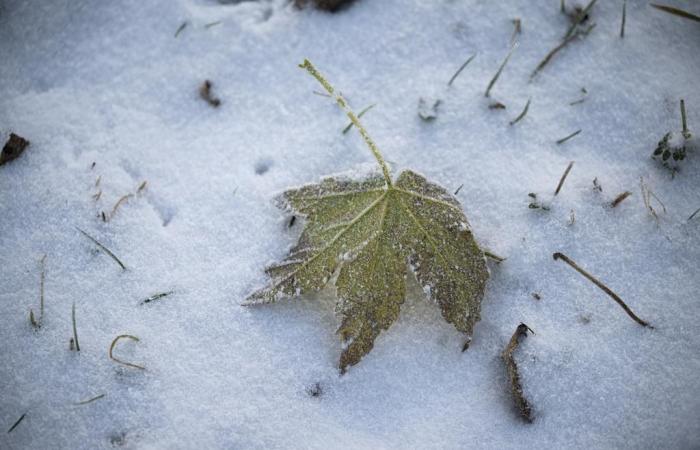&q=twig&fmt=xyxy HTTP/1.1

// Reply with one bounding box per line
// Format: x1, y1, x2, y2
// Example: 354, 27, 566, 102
484, 251, 506, 263
137, 181, 148, 194
688, 207, 700, 221
110, 194, 133, 219
531, 23, 595, 79
680, 99, 689, 137
7, 412, 26, 433
509, 98, 531, 126
29, 254, 47, 328
502, 323, 535, 423
74, 394, 105, 406
448, 53, 477, 87
650, 3, 700, 23
556, 129, 581, 145
76, 228, 126, 270
343, 104, 376, 134
199, 80, 221, 108
485, 43, 517, 98
554, 161, 574, 196
569, 98, 585, 106
610, 191, 631, 208
140, 291, 174, 305
453, 184, 464, 195
71, 302, 80, 352
510, 19, 522, 44
109, 335, 145, 370
564, 0, 597, 40
204, 20, 222, 29
552, 252, 653, 328
174, 21, 188, 38
620, 0, 627, 38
